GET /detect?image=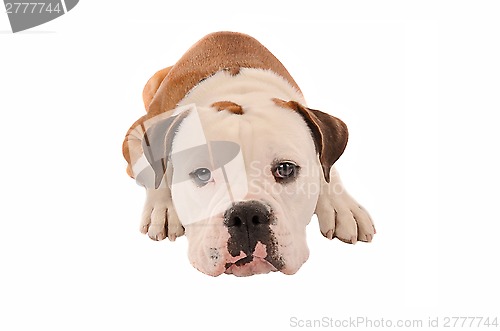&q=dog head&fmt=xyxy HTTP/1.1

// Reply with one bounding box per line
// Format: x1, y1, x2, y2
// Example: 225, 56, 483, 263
136, 82, 347, 276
